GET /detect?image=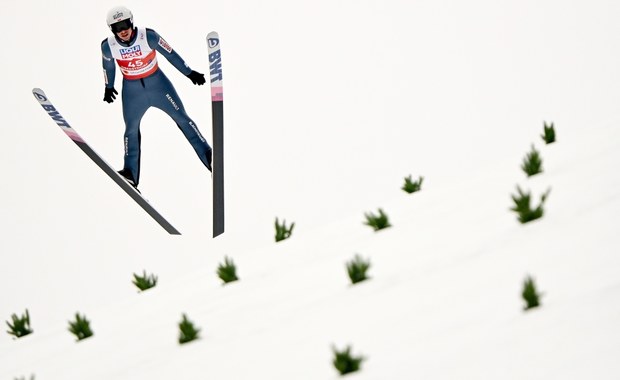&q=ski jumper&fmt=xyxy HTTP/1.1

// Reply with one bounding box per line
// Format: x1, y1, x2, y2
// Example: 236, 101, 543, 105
101, 27, 212, 185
